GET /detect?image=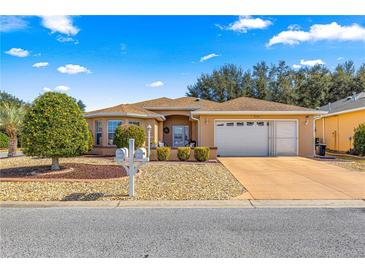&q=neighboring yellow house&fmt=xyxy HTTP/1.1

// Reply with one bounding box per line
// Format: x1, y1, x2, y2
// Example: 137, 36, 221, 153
85, 96, 325, 158
315, 92, 365, 153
